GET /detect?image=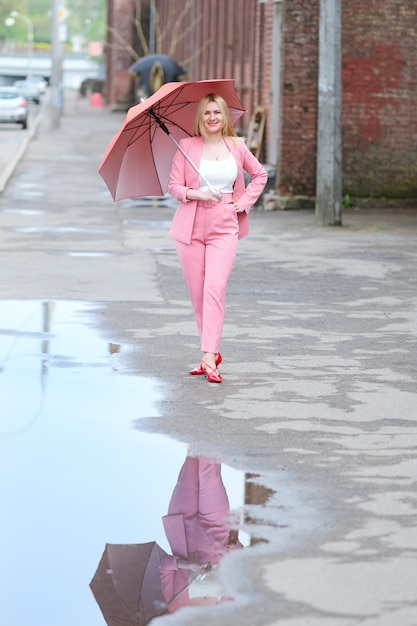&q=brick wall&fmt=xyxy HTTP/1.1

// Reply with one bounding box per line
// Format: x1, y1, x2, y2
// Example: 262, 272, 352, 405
278, 0, 417, 199
342, 0, 417, 198
277, 0, 319, 197
156, 0, 272, 137
107, 0, 417, 200
274, 0, 417, 200
106, 0, 141, 106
